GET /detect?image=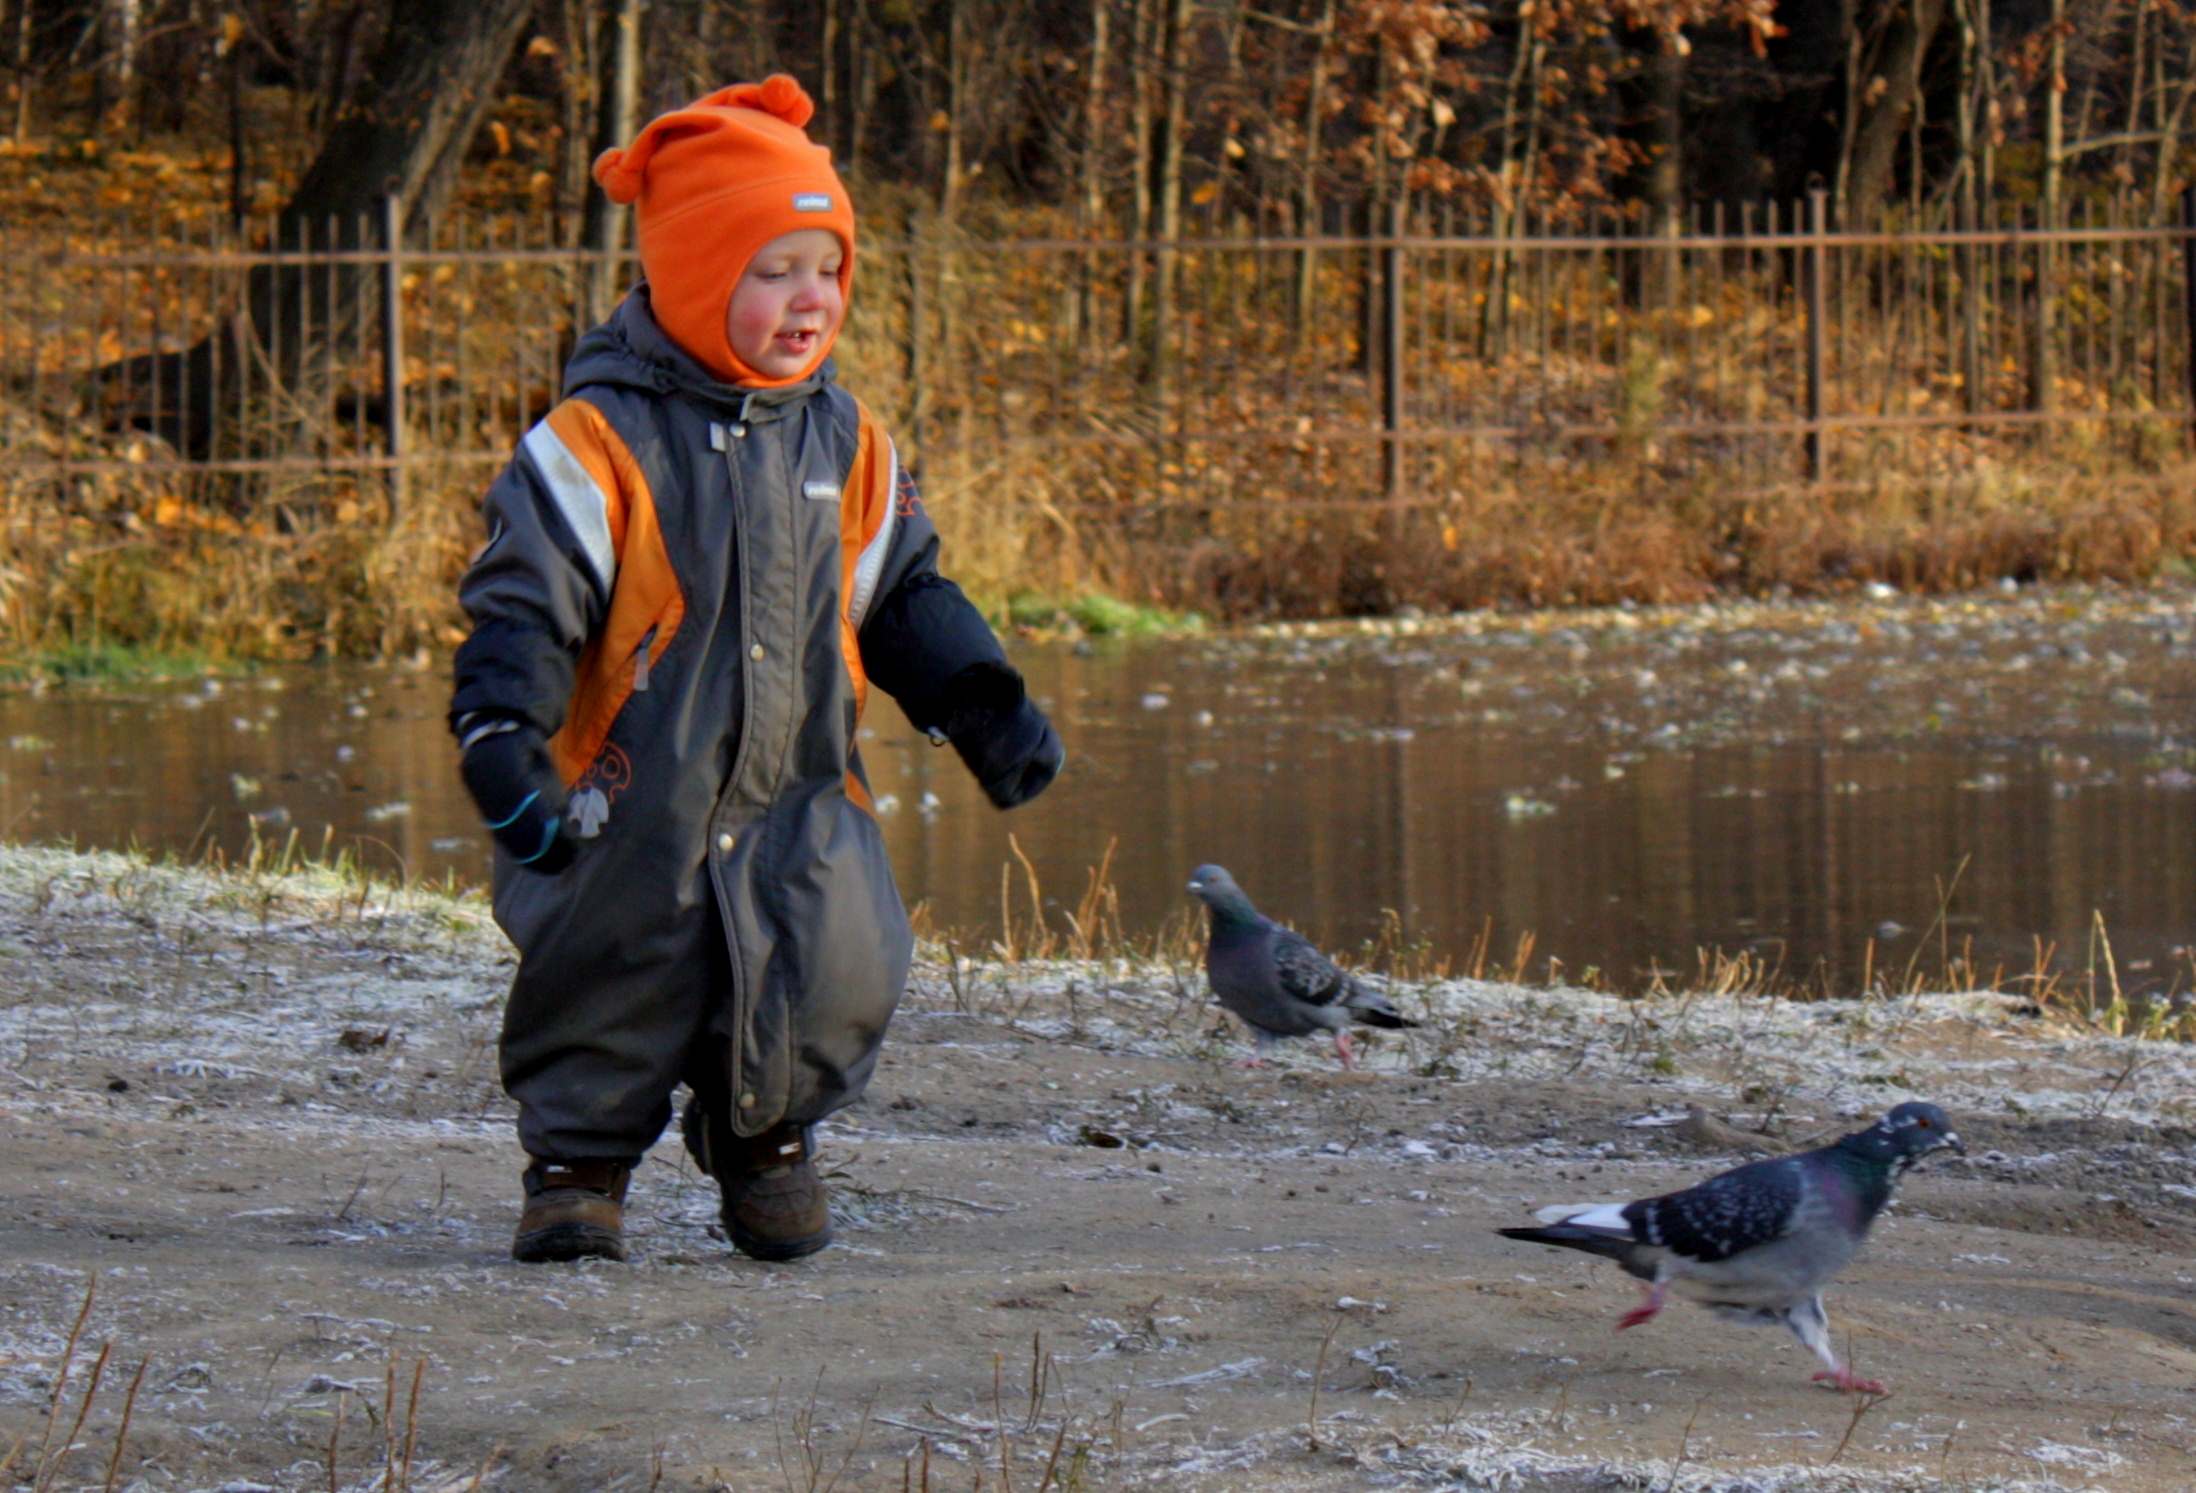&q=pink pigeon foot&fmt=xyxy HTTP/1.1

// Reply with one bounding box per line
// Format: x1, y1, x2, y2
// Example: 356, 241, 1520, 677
1811, 1367, 1886, 1394
1333, 1032, 1357, 1070
1236, 1056, 1268, 1070
1615, 1281, 1666, 1331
